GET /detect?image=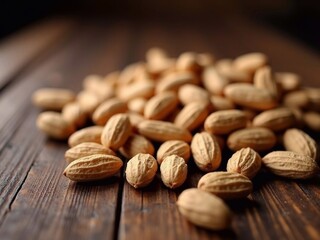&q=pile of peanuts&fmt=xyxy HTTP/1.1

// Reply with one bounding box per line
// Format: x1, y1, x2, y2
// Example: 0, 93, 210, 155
33, 48, 320, 230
